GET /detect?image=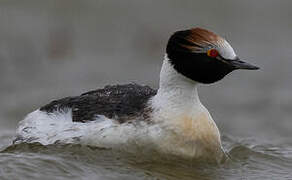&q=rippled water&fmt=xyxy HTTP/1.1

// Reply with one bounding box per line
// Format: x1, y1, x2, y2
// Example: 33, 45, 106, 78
1, 0, 292, 179
1, 133, 292, 180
